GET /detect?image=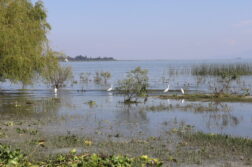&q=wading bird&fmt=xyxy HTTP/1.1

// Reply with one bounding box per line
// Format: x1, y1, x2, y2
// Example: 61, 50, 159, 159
164, 84, 170, 93
54, 86, 58, 94
181, 88, 184, 94
107, 85, 113, 92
